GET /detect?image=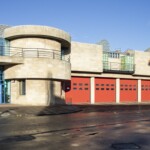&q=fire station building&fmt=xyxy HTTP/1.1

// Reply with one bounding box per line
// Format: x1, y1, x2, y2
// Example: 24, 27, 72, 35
0, 25, 150, 105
